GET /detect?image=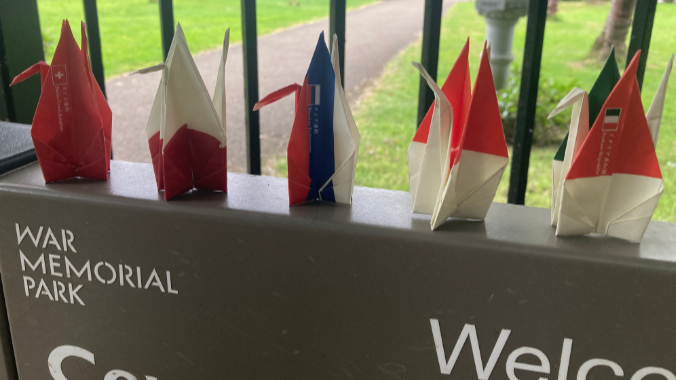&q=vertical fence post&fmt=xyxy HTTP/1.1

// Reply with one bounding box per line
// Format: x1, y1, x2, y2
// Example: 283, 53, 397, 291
83, 0, 106, 97
330, 0, 346, 87
416, 0, 442, 127
0, 28, 10, 121
159, 0, 174, 61
0, 0, 44, 124
626, 0, 657, 91
241, 0, 261, 175
507, 0, 547, 205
